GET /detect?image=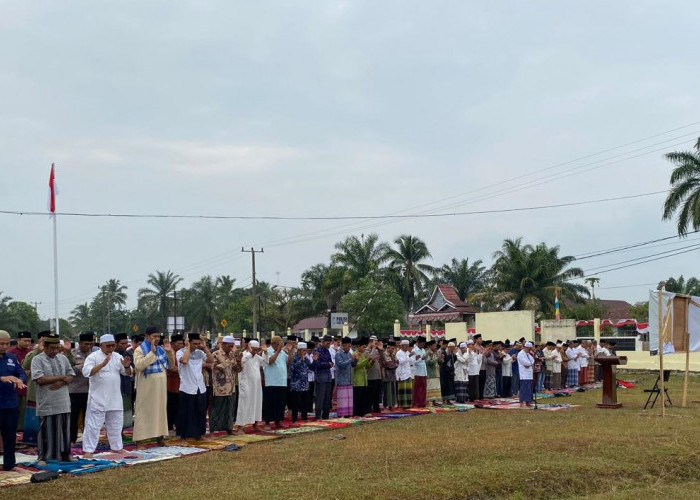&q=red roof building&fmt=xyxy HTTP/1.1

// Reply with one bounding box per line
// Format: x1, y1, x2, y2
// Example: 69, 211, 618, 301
409, 284, 479, 325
